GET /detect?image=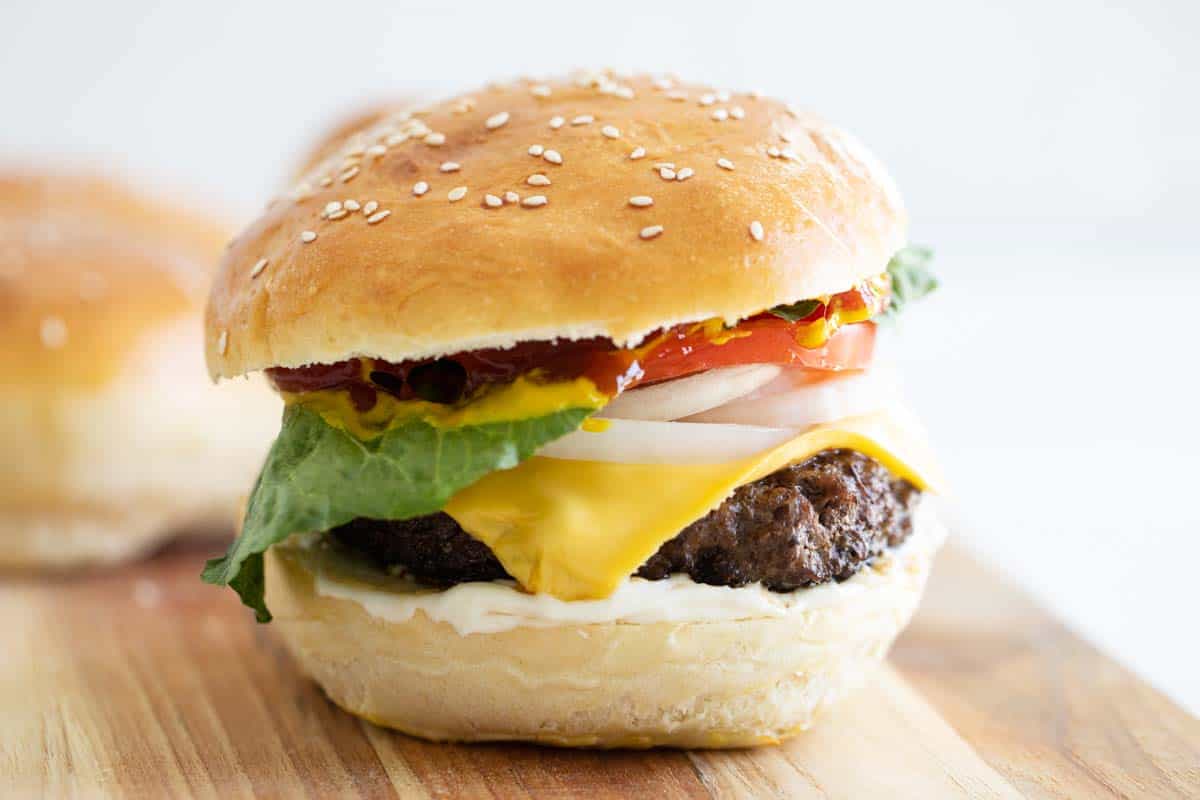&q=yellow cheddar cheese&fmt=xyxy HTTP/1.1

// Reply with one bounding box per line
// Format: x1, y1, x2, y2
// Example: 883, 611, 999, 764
445, 412, 942, 601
